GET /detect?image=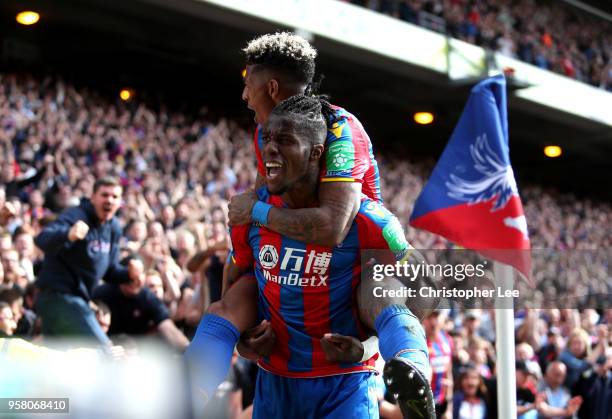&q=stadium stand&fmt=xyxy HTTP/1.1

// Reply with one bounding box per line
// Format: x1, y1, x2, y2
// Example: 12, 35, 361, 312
347, 0, 612, 90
